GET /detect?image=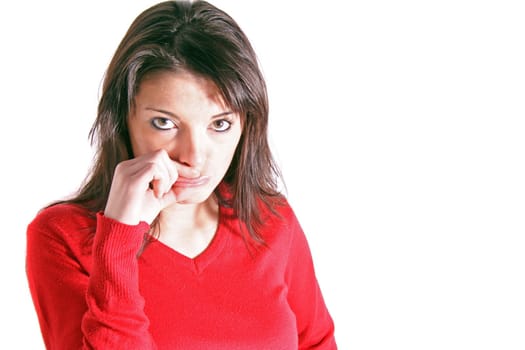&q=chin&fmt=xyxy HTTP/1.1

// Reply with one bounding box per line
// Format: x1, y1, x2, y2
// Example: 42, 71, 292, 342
173, 186, 215, 205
